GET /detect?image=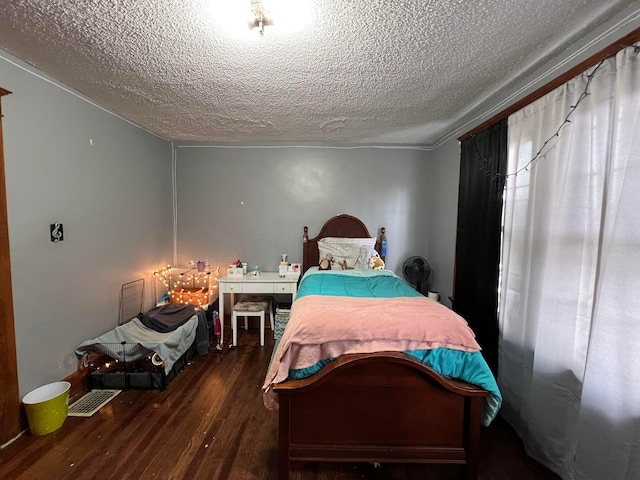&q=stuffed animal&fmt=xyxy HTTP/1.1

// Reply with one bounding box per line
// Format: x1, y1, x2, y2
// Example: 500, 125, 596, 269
368, 254, 385, 270
319, 253, 334, 270
338, 259, 355, 270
